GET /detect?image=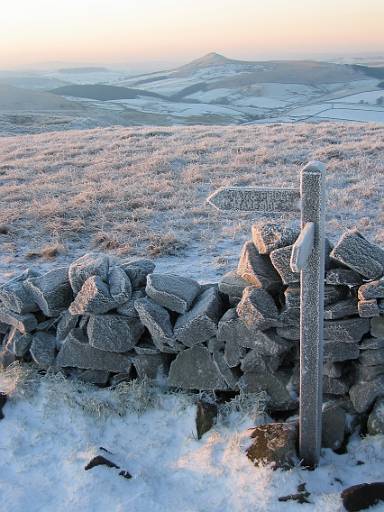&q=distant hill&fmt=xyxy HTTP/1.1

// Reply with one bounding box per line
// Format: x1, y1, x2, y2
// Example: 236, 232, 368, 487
0, 84, 80, 111
57, 67, 109, 74
50, 84, 163, 101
